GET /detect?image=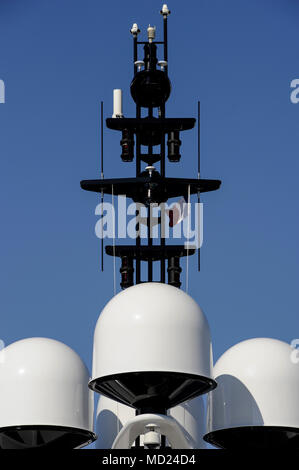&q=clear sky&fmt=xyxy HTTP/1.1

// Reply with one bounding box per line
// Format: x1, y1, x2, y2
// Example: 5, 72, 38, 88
0, 0, 298, 441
